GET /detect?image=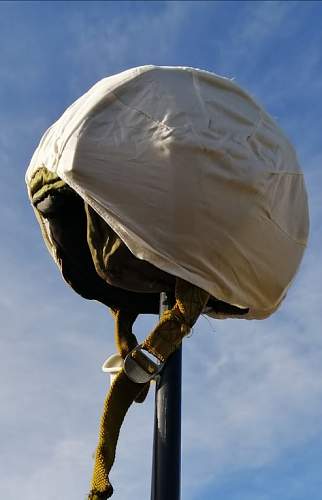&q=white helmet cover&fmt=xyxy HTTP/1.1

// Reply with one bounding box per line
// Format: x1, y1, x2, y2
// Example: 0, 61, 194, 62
26, 66, 309, 319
